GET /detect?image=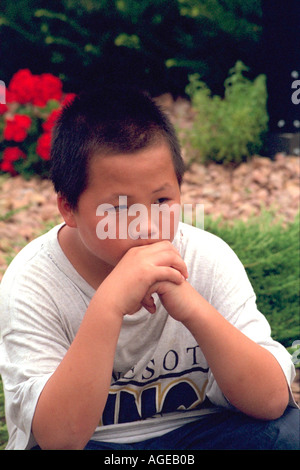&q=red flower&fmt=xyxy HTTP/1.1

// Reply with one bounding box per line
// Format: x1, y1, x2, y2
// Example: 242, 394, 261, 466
8, 69, 36, 104
7, 69, 63, 107
0, 103, 8, 115
32, 73, 63, 107
42, 108, 61, 133
61, 93, 76, 107
0, 147, 26, 175
4, 114, 32, 142
36, 132, 51, 160
2, 146, 26, 162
